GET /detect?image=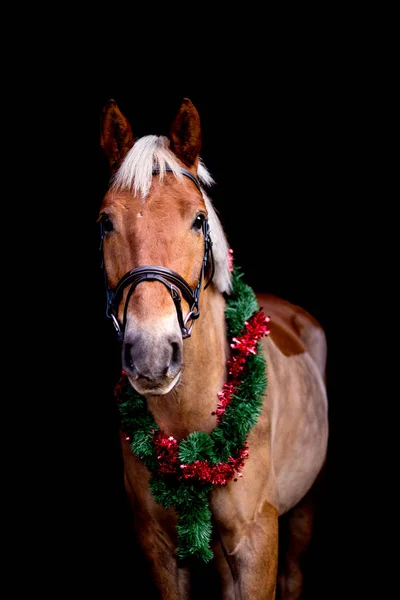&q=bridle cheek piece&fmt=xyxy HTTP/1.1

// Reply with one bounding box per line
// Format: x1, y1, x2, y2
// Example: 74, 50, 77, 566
99, 167, 214, 342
